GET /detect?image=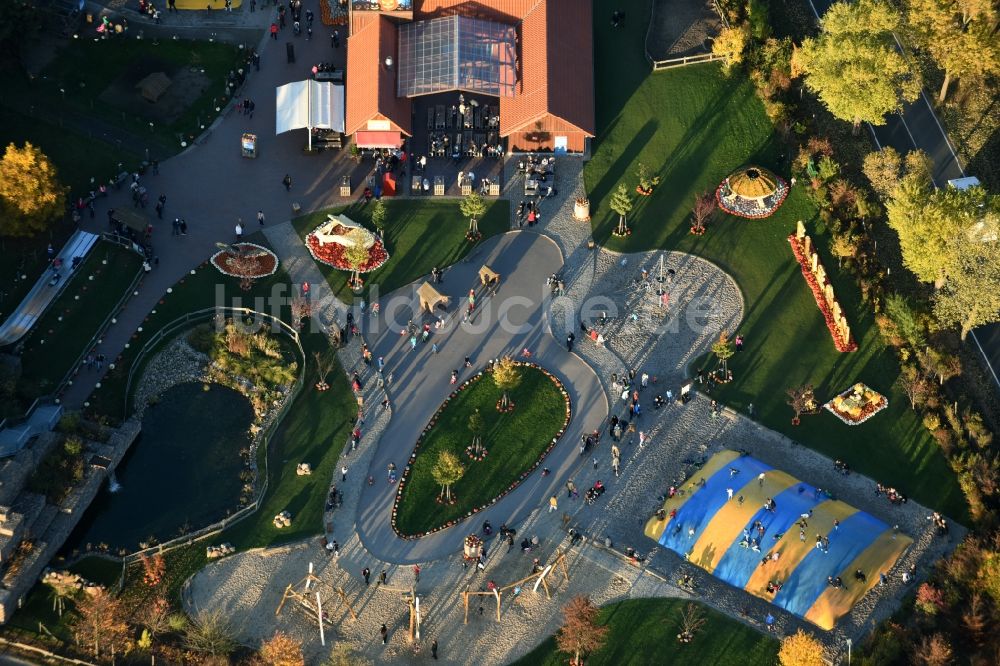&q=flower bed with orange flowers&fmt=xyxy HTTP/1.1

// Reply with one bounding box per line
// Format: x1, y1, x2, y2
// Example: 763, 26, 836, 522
788, 234, 858, 352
